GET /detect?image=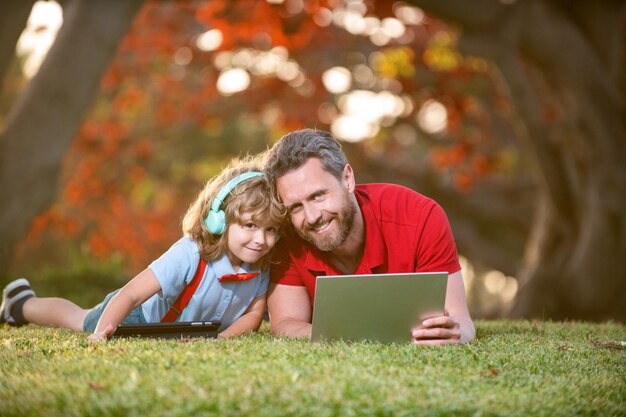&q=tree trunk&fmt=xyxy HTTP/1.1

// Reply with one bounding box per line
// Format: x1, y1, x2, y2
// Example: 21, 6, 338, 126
409, 0, 626, 320
0, 0, 144, 271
